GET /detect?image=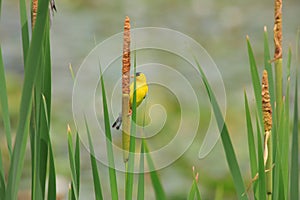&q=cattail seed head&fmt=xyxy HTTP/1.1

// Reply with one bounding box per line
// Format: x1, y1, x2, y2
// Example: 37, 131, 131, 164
262, 70, 272, 132
32, 0, 38, 29
122, 16, 131, 95
273, 0, 282, 60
